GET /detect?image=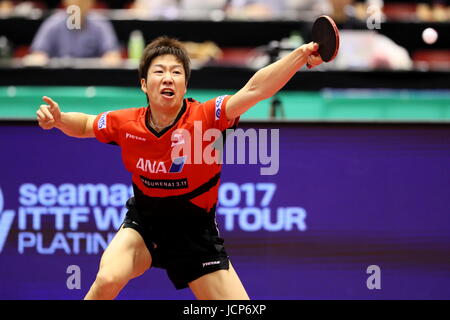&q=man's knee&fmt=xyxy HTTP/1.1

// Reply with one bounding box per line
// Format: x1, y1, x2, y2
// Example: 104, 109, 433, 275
94, 270, 129, 292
